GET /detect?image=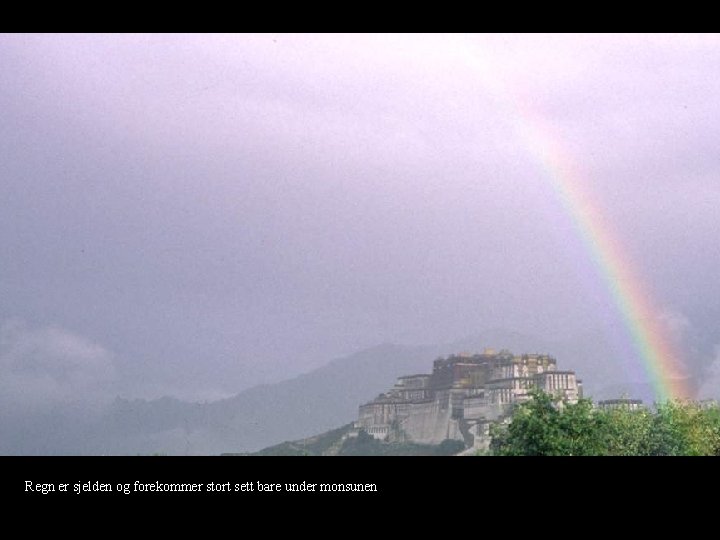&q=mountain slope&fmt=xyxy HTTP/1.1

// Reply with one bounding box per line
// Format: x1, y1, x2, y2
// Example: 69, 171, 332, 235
84, 343, 438, 455
3, 328, 661, 455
